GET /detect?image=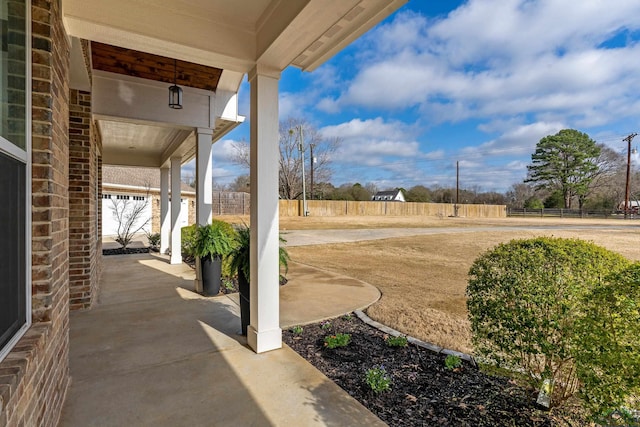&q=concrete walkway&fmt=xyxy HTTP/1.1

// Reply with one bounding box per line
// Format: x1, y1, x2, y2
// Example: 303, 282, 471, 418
60, 253, 383, 427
